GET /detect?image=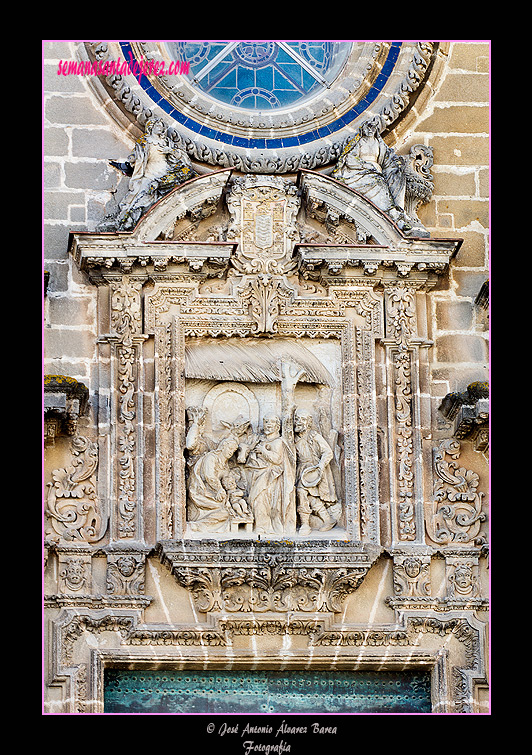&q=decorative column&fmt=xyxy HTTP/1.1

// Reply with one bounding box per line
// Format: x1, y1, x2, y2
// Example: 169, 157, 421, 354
108, 277, 147, 542
382, 282, 429, 546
